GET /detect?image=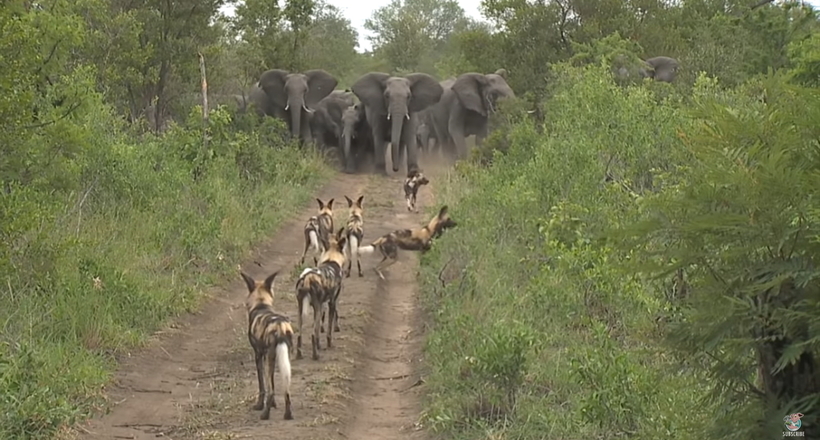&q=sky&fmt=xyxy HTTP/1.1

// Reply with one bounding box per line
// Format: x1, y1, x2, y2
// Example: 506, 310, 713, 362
220, 0, 820, 54
219, 0, 484, 53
